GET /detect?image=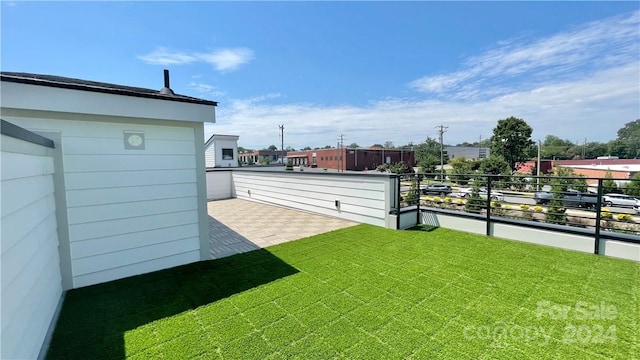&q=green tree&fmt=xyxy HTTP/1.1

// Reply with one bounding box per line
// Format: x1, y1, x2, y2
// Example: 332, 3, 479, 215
247, 157, 254, 165
371, 143, 384, 148
602, 170, 618, 194
490, 116, 534, 172
622, 172, 640, 196
479, 155, 510, 175
383, 141, 394, 149
603, 120, 640, 159
554, 166, 587, 192
415, 137, 446, 176
541, 135, 574, 160
418, 155, 438, 175
266, 145, 278, 151
449, 156, 472, 185
302, 146, 312, 151
259, 156, 271, 165
347, 143, 359, 149
617, 119, 640, 141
